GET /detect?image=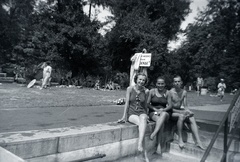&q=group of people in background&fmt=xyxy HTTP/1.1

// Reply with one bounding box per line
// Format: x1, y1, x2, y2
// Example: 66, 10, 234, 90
197, 75, 227, 101
118, 73, 204, 160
